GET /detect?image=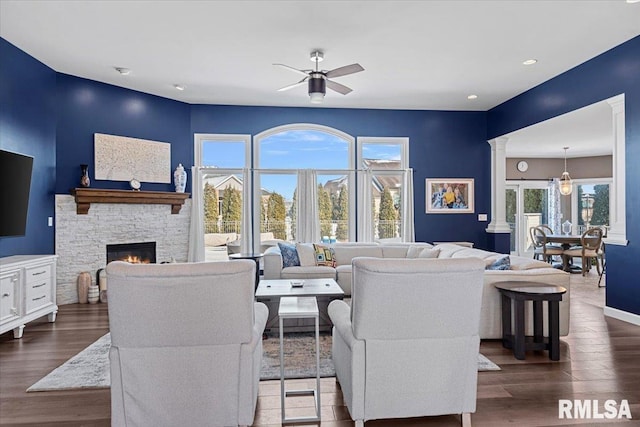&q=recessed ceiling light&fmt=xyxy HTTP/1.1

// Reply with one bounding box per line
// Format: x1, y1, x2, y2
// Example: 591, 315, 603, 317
114, 67, 131, 75
174, 84, 185, 91
626, 0, 640, 4
467, 94, 478, 100
522, 59, 538, 66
